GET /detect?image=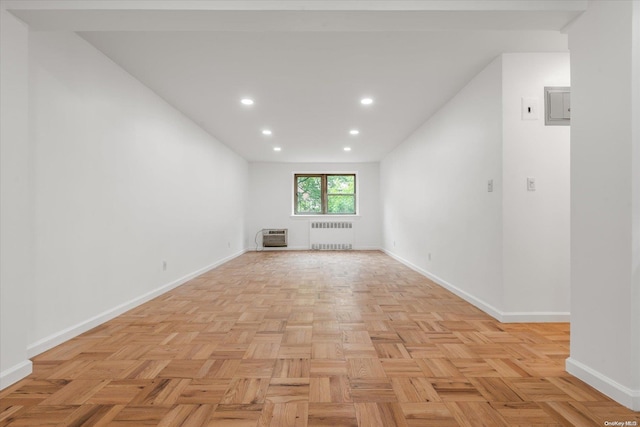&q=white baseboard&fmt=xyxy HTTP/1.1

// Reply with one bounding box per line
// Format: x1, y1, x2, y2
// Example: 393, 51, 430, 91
248, 246, 310, 251
245, 246, 381, 252
27, 250, 246, 359
382, 249, 570, 323
382, 249, 504, 321
566, 357, 640, 411
0, 360, 32, 390
501, 312, 570, 322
